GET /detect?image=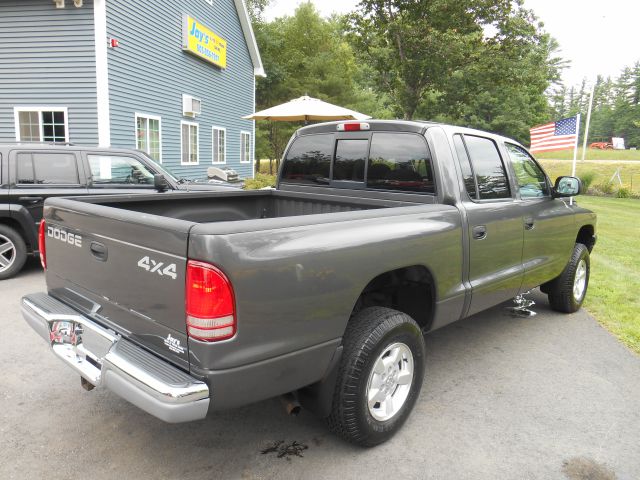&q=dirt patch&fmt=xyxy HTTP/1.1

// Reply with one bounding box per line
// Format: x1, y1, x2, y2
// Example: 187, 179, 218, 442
562, 457, 616, 480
